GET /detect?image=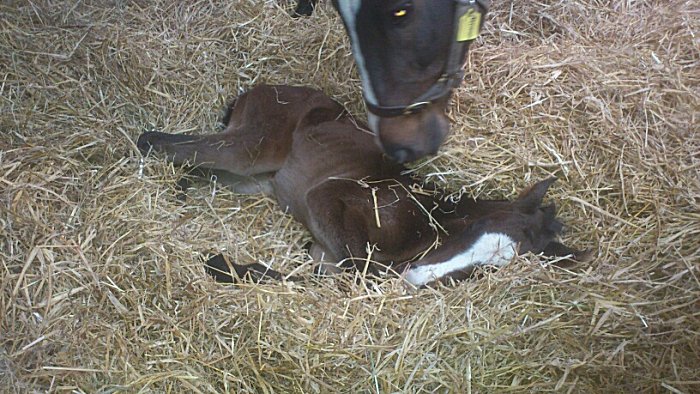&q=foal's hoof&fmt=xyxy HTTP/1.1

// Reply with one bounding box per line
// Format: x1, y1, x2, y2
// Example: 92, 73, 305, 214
203, 254, 291, 283
137, 131, 196, 155
204, 254, 237, 283
136, 131, 160, 154
292, 3, 314, 17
